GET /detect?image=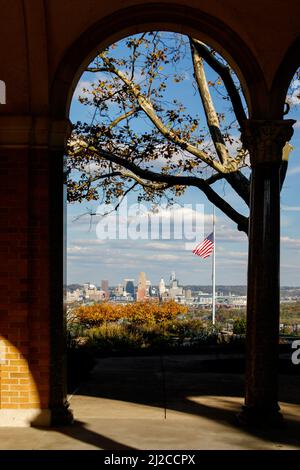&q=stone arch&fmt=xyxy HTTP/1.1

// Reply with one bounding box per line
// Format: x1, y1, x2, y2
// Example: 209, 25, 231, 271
47, 2, 280, 426
271, 34, 300, 118
50, 3, 268, 124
